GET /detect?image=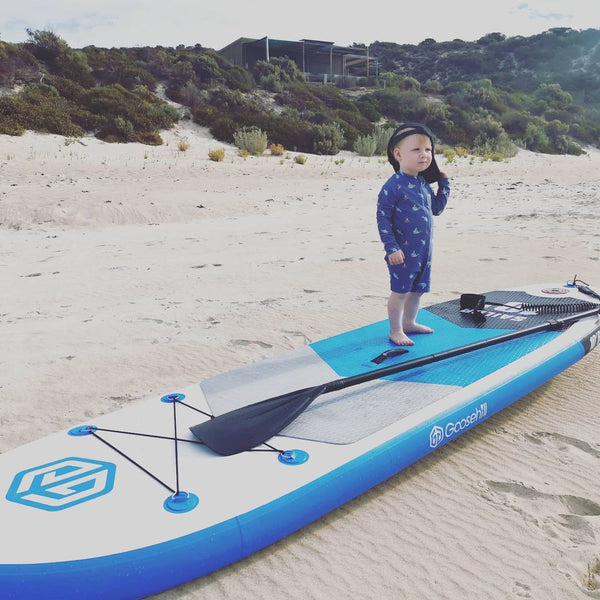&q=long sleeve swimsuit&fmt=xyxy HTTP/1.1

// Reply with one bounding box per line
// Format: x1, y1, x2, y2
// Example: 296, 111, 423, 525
377, 171, 450, 293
